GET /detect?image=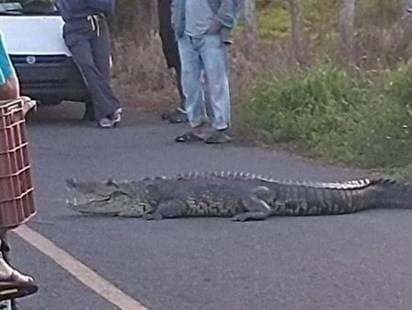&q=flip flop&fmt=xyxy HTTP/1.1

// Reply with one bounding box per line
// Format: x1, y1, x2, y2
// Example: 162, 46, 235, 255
204, 131, 232, 144
175, 131, 203, 143
0, 272, 38, 301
